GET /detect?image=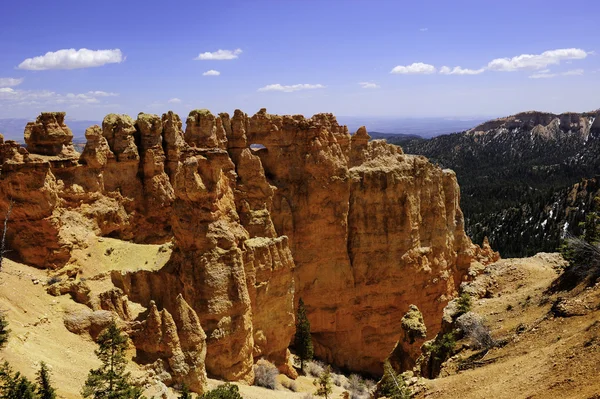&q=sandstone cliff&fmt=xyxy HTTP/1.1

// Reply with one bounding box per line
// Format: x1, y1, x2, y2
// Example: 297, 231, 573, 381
0, 109, 495, 383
